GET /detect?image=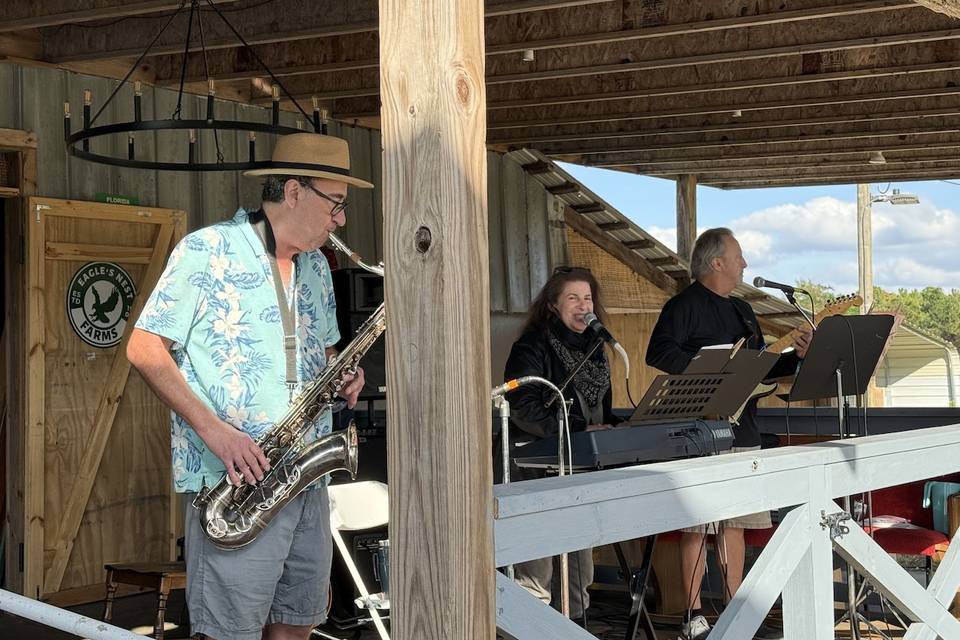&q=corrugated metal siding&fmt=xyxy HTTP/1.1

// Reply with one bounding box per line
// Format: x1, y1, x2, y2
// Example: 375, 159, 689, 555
0, 61, 381, 258
486, 152, 562, 313
877, 326, 959, 407
0, 62, 550, 313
